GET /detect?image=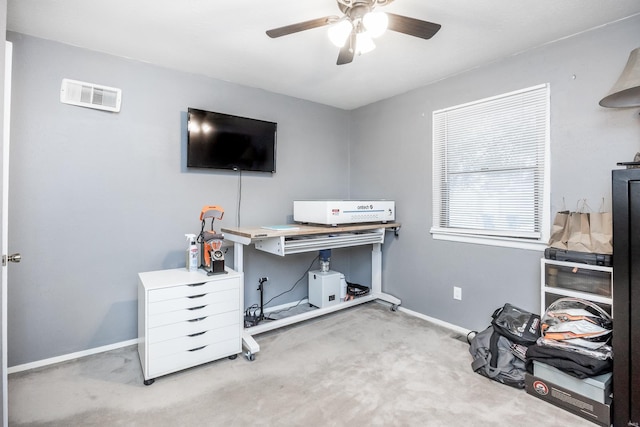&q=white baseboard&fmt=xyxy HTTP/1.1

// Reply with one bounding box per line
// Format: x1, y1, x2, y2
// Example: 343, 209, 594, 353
263, 298, 309, 314
8, 302, 469, 375
394, 304, 472, 337
7, 338, 139, 375
8, 299, 310, 375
